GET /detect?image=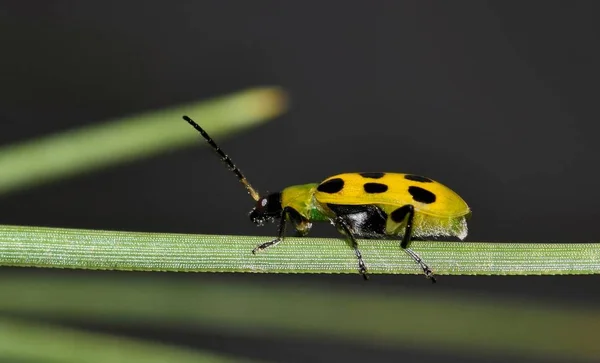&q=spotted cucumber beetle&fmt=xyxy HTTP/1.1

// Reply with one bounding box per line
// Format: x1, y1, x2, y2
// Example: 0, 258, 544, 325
183, 115, 471, 282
